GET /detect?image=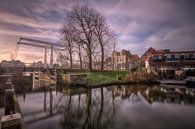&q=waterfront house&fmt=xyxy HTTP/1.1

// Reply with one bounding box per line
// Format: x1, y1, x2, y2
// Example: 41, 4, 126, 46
143, 48, 195, 78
